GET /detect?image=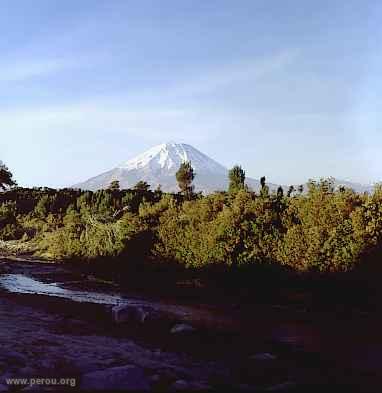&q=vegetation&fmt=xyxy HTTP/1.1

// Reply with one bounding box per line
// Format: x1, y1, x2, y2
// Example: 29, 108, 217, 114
228, 165, 246, 193
1, 163, 382, 281
0, 162, 16, 190
108, 180, 120, 191
176, 161, 195, 200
